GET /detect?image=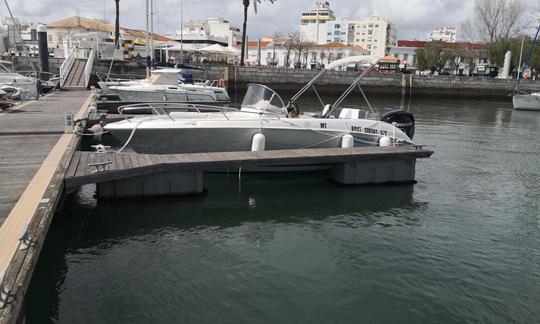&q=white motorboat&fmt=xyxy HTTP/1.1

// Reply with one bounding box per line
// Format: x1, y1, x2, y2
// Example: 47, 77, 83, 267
513, 92, 540, 111
103, 56, 416, 155
0, 60, 38, 100
100, 68, 231, 104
